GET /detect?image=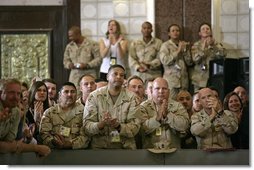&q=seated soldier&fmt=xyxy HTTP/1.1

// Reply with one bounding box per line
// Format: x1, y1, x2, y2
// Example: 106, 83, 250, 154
127, 75, 146, 104
190, 87, 238, 149
140, 77, 189, 149
39, 82, 90, 149
0, 79, 50, 156
77, 74, 97, 106
176, 90, 197, 149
